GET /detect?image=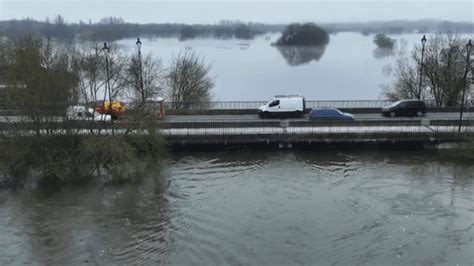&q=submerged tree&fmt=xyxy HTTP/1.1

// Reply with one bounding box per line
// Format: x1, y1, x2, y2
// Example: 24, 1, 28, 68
166, 49, 214, 109
373, 34, 395, 49
275, 23, 329, 46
